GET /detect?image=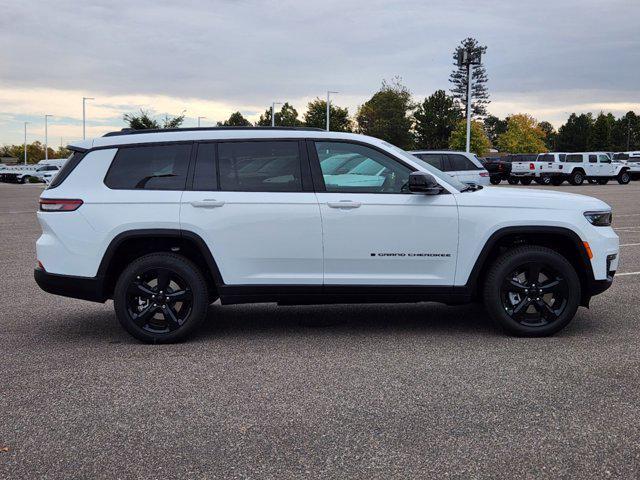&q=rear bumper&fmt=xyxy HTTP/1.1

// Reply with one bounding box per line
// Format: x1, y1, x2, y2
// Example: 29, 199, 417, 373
34, 268, 106, 303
